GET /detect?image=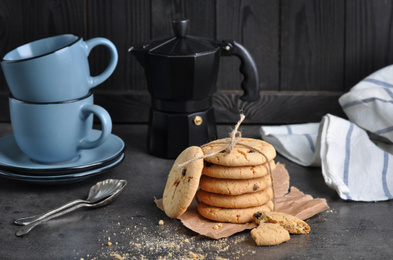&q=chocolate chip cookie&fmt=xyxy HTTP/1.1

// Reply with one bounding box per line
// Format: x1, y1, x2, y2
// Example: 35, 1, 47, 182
197, 201, 274, 224
202, 138, 276, 166
199, 174, 272, 195
162, 146, 204, 218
